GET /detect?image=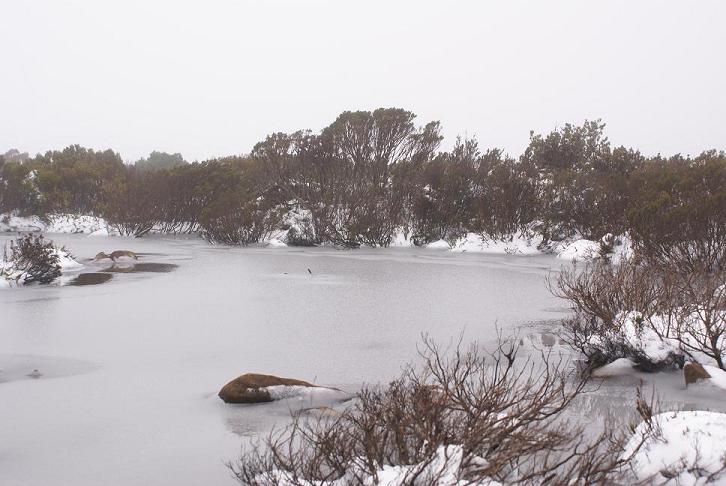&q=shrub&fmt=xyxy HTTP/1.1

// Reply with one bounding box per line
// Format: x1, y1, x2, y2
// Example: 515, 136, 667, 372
1, 234, 62, 284
554, 253, 725, 371
230, 337, 649, 485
